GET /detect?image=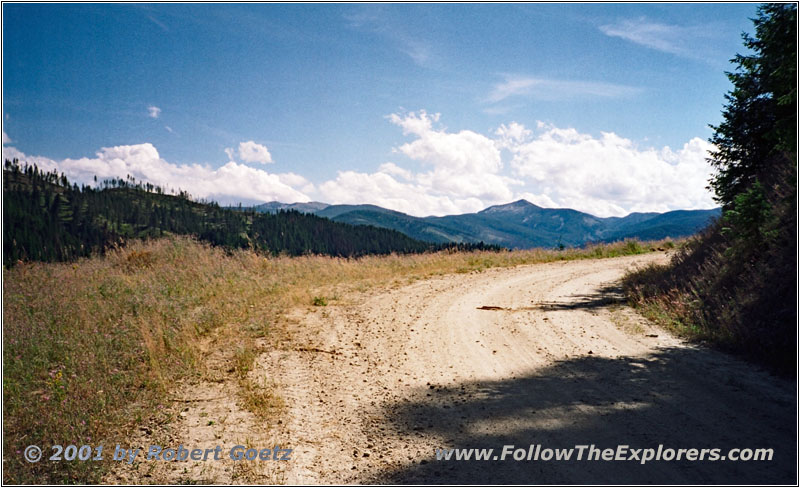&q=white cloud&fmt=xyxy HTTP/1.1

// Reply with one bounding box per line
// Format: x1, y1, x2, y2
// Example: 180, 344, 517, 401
146, 15, 168, 32
378, 162, 413, 180
2, 144, 56, 169
488, 75, 642, 103
599, 18, 720, 62
505, 122, 715, 216
4, 142, 309, 205
147, 106, 161, 119
488, 77, 538, 103
388, 110, 518, 202
2, 131, 11, 145
495, 122, 532, 148
277, 172, 316, 195
237, 141, 273, 164
165, 126, 173, 133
